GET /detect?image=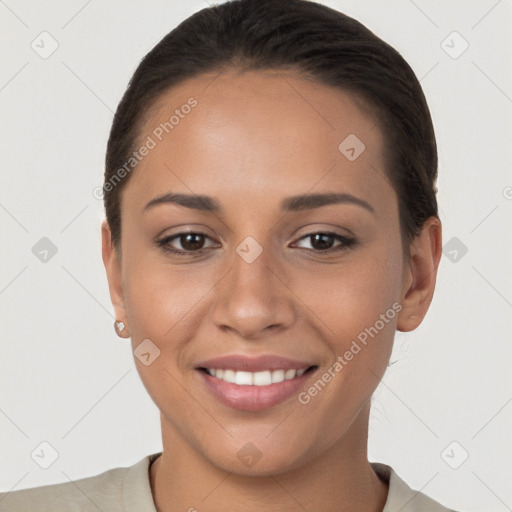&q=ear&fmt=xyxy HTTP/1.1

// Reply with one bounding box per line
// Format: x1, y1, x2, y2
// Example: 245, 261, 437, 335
101, 219, 127, 322
396, 216, 442, 332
